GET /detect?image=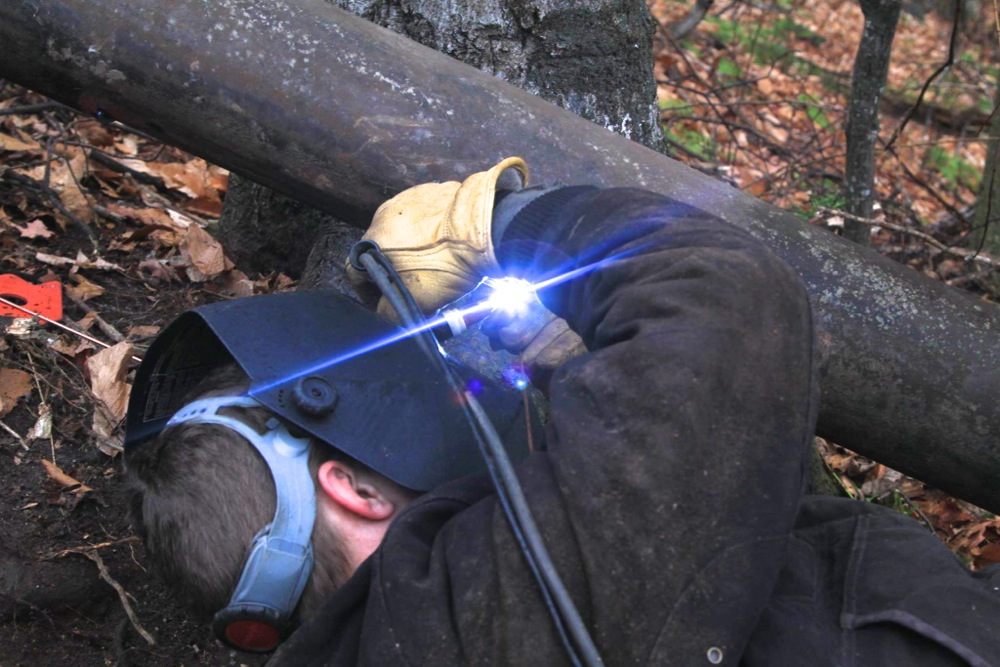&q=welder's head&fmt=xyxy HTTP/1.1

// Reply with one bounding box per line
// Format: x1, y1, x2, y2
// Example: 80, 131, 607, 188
124, 290, 537, 651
